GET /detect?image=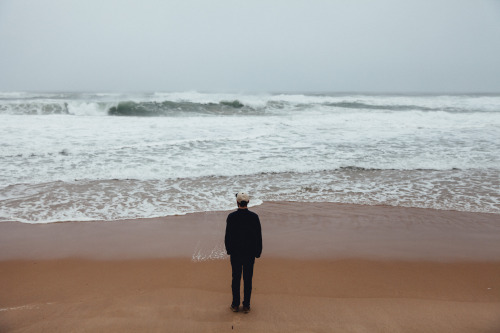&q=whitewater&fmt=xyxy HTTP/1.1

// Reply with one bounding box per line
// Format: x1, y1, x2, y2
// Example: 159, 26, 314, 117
0, 92, 499, 223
